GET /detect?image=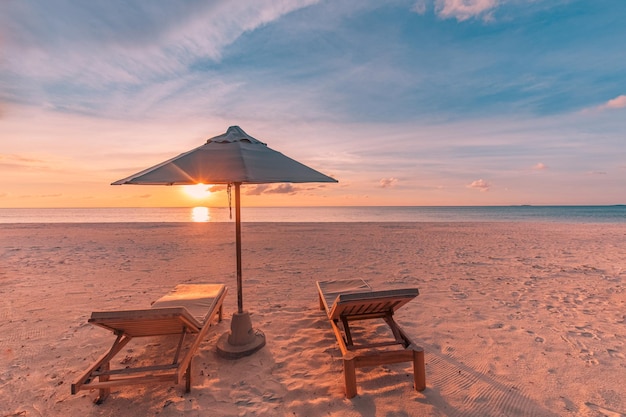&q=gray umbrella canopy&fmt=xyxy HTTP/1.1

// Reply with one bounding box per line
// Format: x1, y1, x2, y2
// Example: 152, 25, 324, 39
112, 126, 335, 185
112, 125, 337, 358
